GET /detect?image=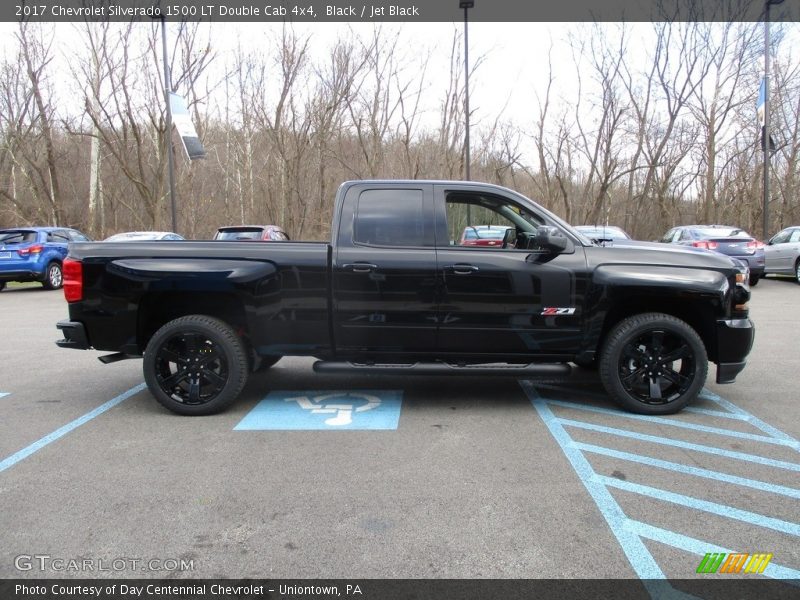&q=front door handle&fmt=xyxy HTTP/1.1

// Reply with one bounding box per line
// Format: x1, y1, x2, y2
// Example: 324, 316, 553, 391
445, 264, 479, 275
343, 263, 378, 273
